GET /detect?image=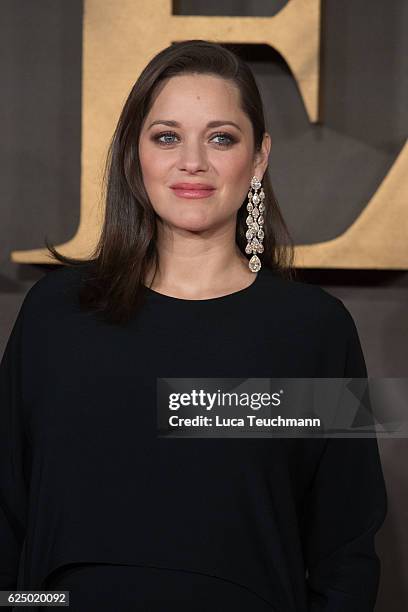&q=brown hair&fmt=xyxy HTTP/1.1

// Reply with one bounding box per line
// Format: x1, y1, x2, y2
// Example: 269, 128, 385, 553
46, 39, 296, 325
